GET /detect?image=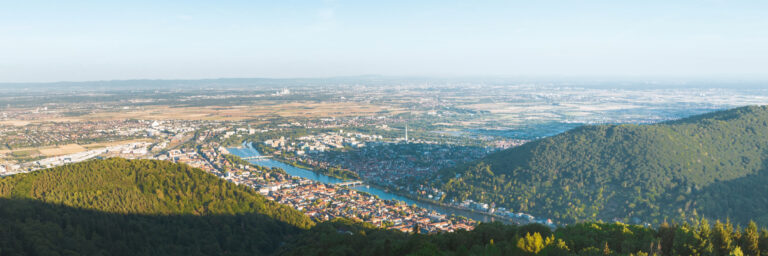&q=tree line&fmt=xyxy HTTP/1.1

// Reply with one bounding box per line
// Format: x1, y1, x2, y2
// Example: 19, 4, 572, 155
281, 218, 768, 256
